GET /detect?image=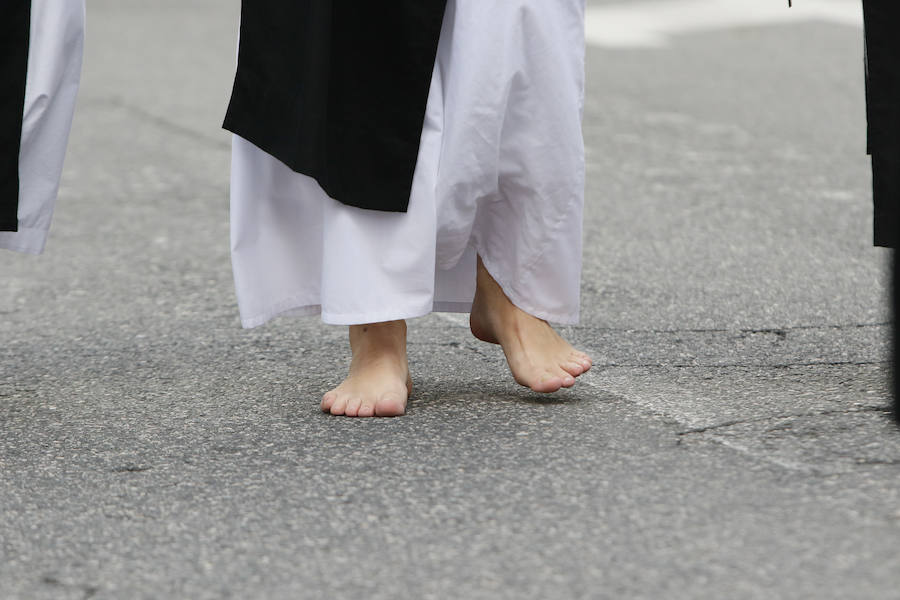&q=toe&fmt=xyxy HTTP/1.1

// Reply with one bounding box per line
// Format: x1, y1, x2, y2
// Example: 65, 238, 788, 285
530, 372, 565, 393
561, 359, 586, 377
329, 394, 349, 415
321, 391, 337, 412
575, 352, 592, 370
570, 350, 591, 367
357, 400, 376, 418
531, 368, 575, 393
375, 392, 406, 417
344, 396, 362, 417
